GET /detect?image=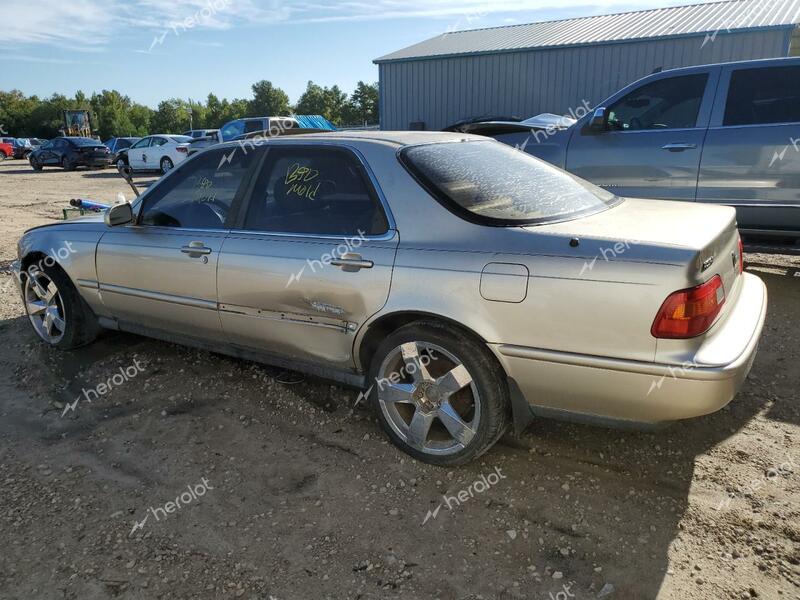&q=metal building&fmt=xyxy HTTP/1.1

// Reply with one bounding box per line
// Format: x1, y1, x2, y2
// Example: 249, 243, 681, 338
374, 0, 800, 131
